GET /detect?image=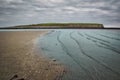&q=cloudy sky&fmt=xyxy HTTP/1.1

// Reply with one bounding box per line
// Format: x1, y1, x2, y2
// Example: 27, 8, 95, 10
0, 0, 120, 27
